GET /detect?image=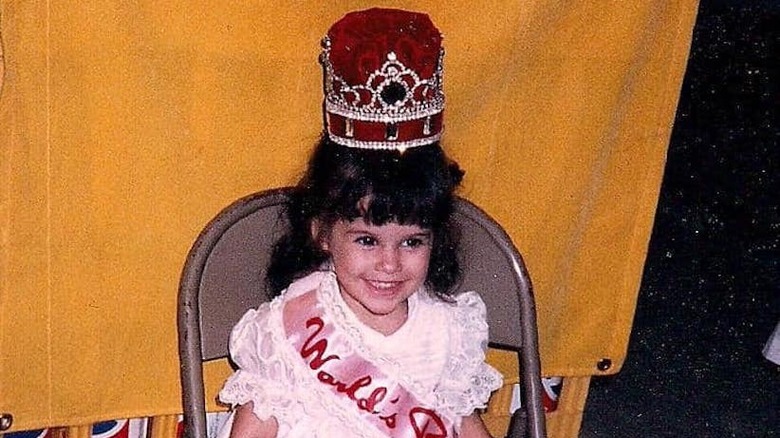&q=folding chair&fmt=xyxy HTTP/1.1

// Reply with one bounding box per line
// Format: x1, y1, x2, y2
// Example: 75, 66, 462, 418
177, 188, 546, 438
